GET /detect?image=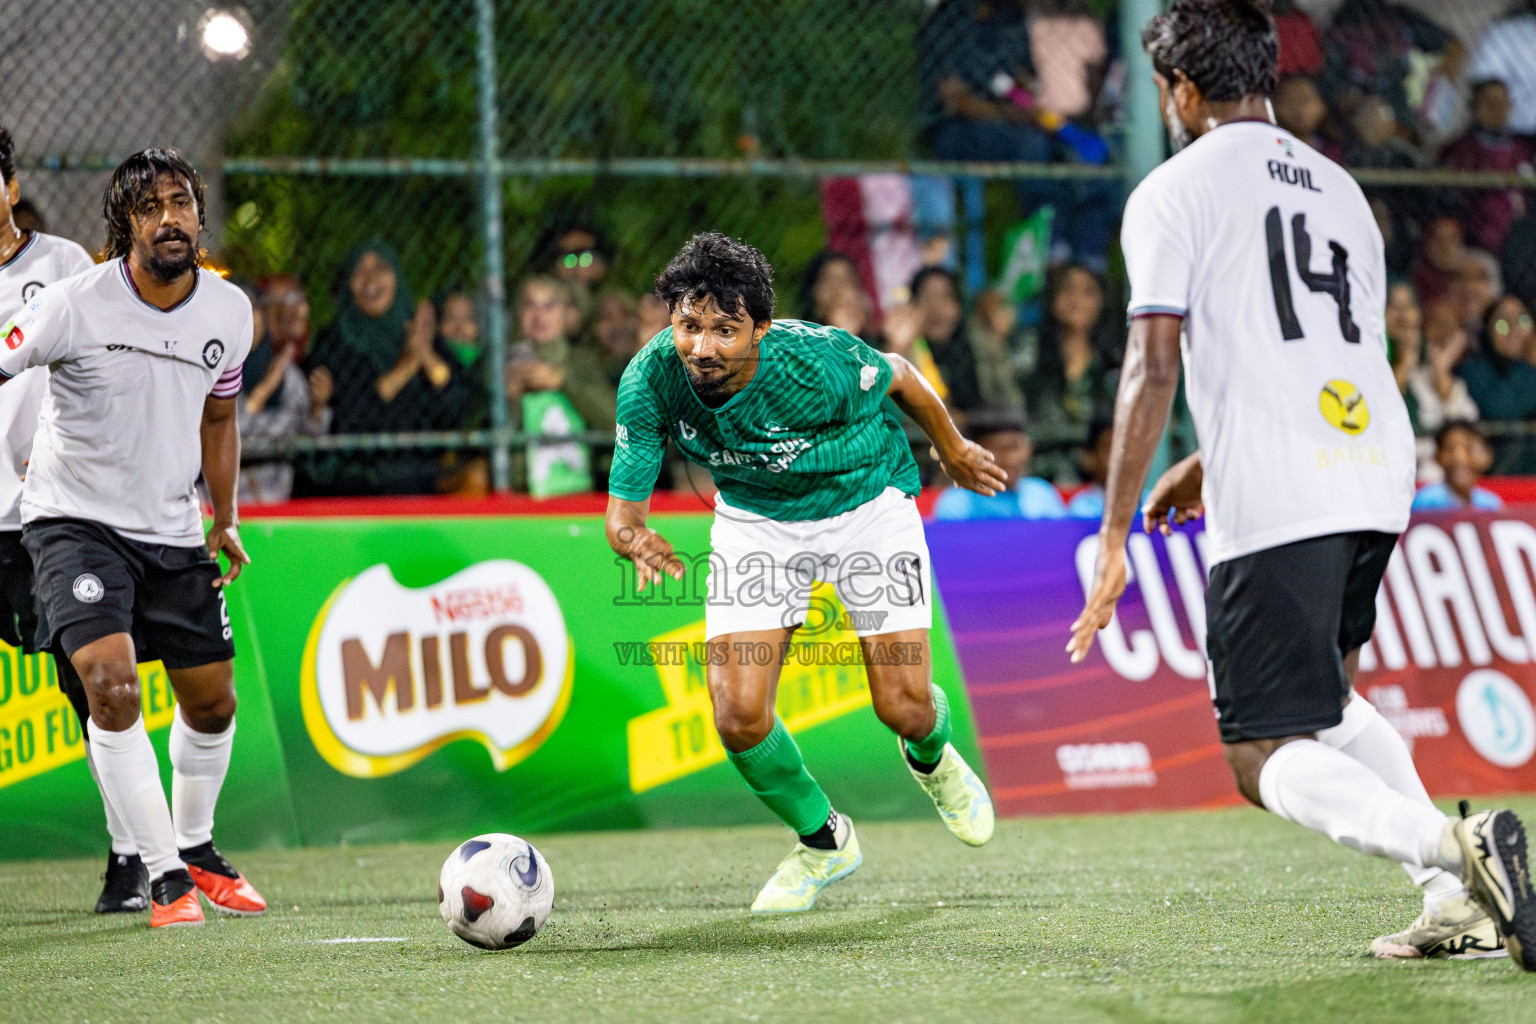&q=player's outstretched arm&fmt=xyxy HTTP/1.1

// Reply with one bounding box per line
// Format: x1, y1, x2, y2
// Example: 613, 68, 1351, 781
883, 353, 1006, 496
1143, 450, 1204, 537
201, 394, 250, 588
605, 495, 684, 593
1067, 314, 1183, 663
